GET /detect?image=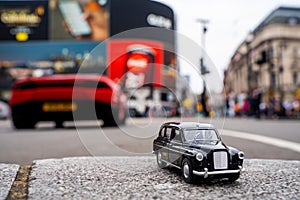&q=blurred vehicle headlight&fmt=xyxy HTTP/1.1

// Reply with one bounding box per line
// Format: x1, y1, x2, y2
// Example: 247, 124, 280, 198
33, 69, 44, 77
